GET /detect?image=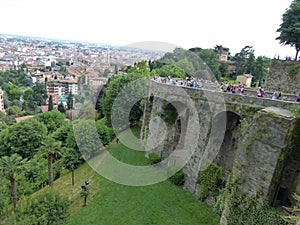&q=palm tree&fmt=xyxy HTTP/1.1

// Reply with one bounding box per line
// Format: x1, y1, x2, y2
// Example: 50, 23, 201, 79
0, 154, 27, 213
39, 136, 62, 188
